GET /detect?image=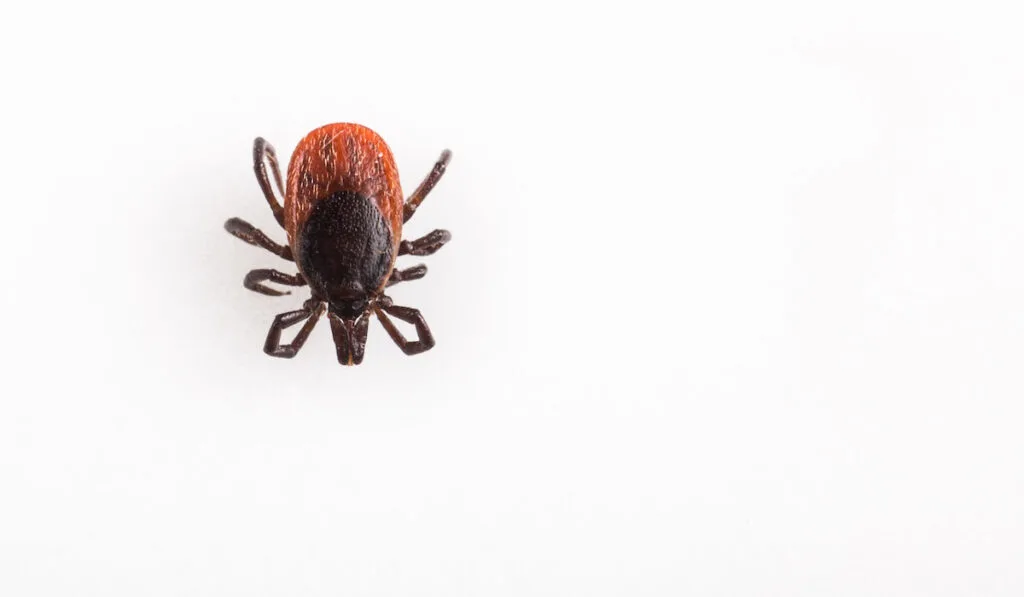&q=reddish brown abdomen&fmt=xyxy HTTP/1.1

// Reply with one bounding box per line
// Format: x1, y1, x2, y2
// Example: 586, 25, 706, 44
284, 123, 404, 253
